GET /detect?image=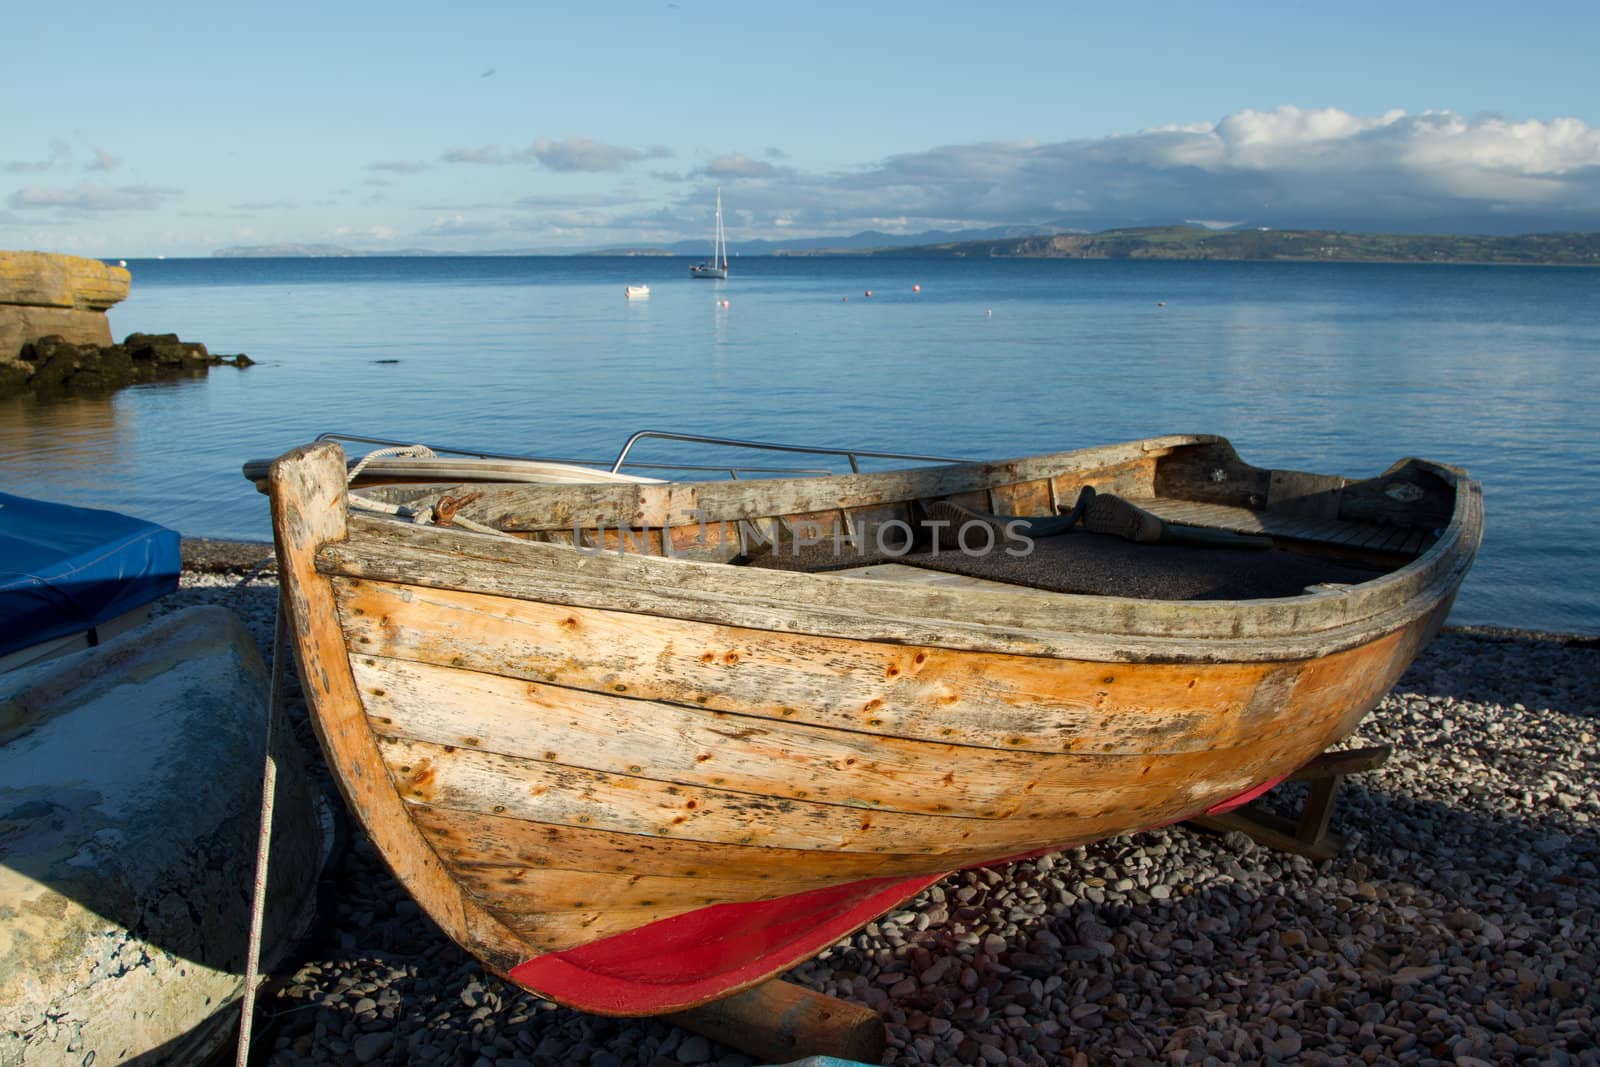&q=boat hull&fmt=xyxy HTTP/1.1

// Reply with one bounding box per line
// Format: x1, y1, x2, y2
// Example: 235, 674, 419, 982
0, 607, 327, 1063
267, 435, 1479, 1015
